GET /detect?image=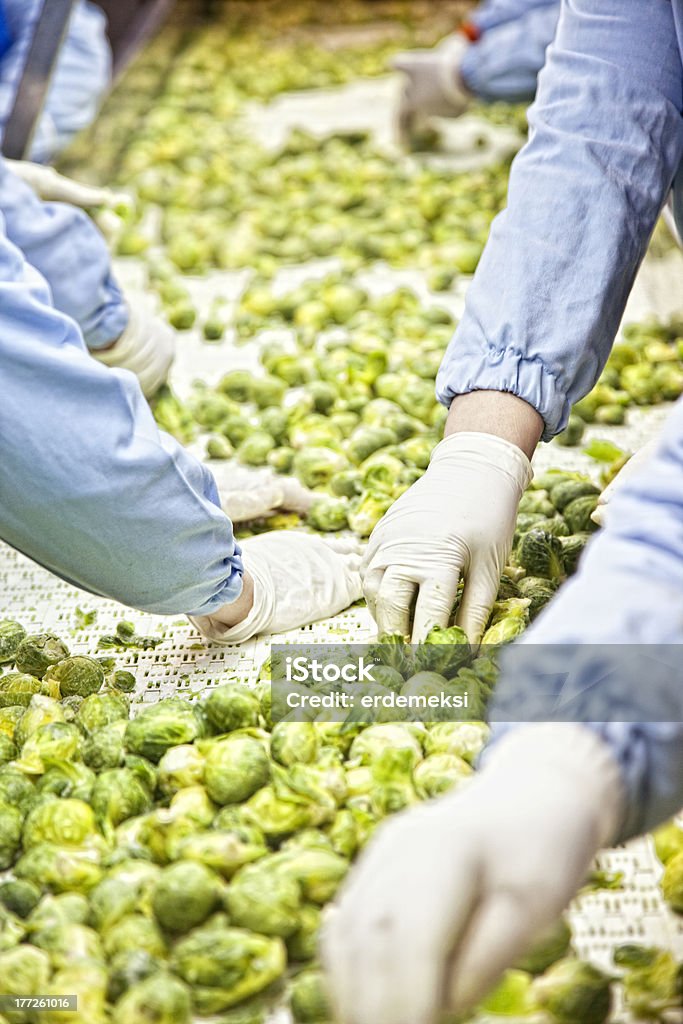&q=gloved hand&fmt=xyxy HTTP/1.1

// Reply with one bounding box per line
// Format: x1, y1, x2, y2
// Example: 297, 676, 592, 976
322, 724, 623, 1024
5, 160, 132, 211
93, 303, 175, 398
208, 464, 316, 523
190, 532, 362, 643
362, 432, 532, 643
591, 441, 657, 526
393, 34, 472, 147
